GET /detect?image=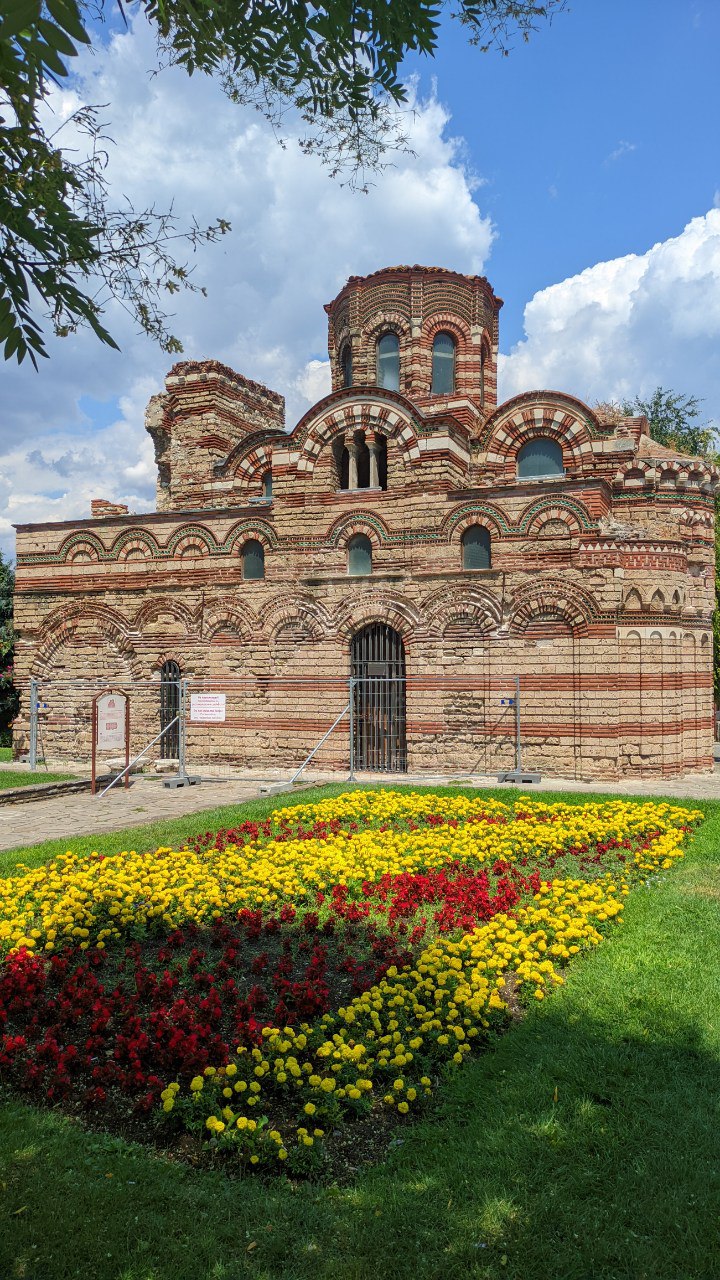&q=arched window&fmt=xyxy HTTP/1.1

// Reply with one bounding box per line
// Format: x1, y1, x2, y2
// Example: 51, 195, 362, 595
348, 534, 372, 576
461, 526, 491, 570
160, 659, 181, 760
480, 346, 486, 404
376, 332, 400, 392
517, 437, 564, 479
261, 470, 272, 500
431, 331, 456, 394
242, 539, 265, 580
340, 343, 353, 388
